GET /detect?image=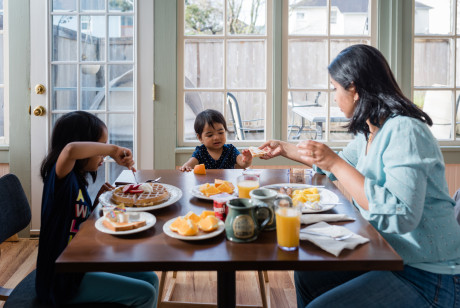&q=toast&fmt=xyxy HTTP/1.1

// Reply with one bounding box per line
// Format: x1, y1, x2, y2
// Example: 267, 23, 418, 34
102, 219, 146, 232
248, 146, 268, 158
